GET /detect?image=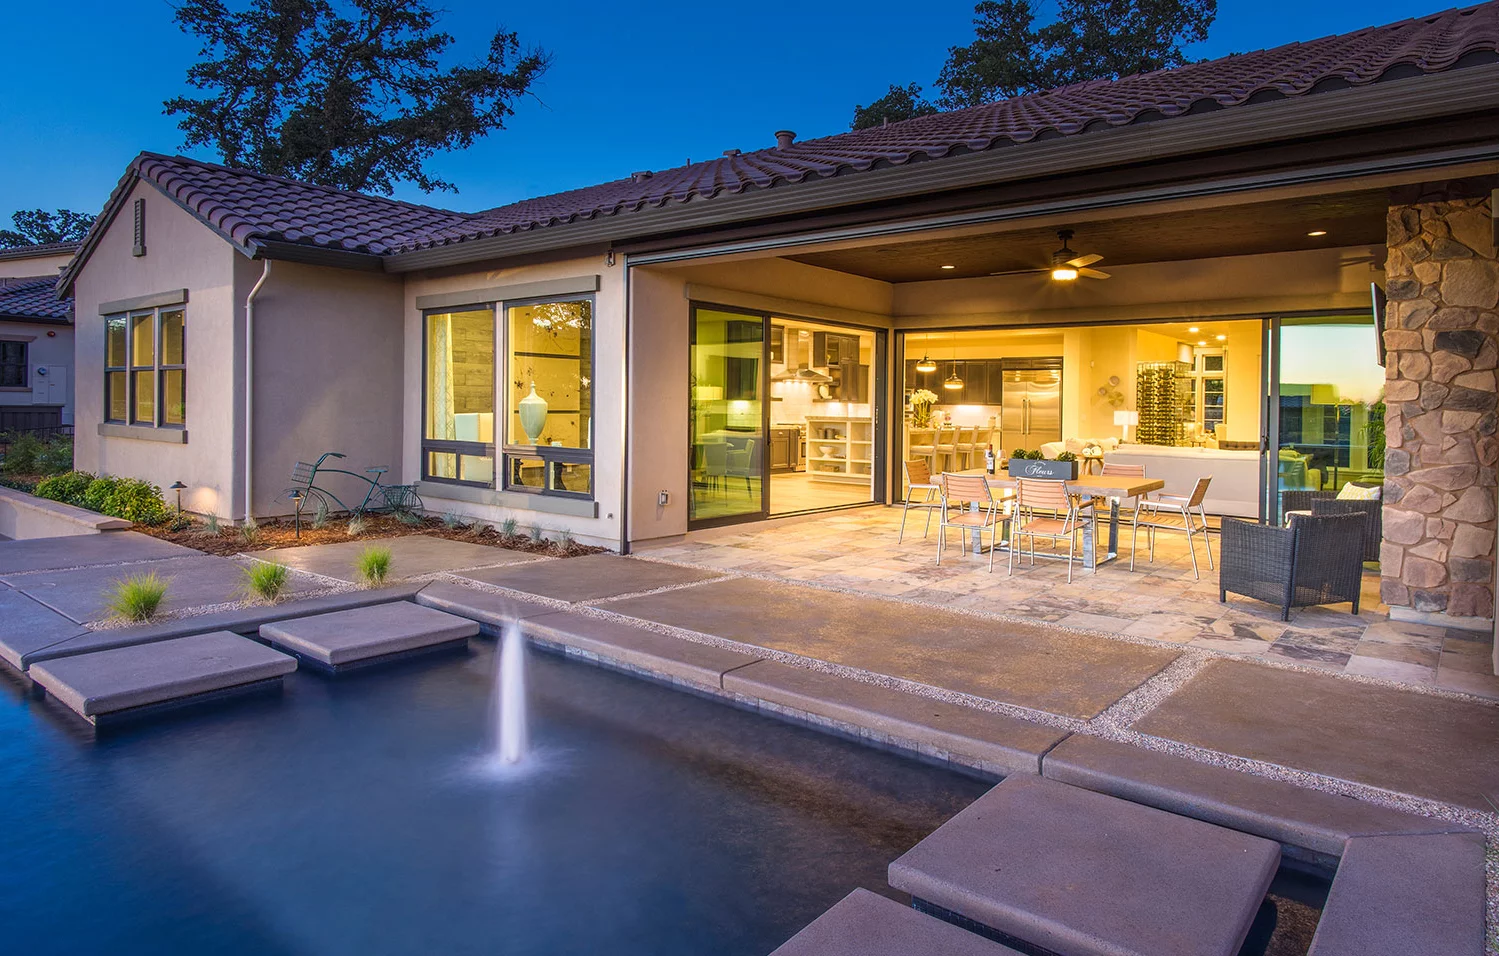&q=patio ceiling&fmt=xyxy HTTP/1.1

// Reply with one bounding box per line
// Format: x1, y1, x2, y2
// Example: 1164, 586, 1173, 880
786, 190, 1390, 283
